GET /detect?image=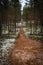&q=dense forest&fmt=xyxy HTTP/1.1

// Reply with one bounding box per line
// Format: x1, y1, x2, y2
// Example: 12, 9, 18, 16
0, 0, 43, 36
0, 0, 21, 37
0, 0, 43, 65
22, 0, 43, 34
